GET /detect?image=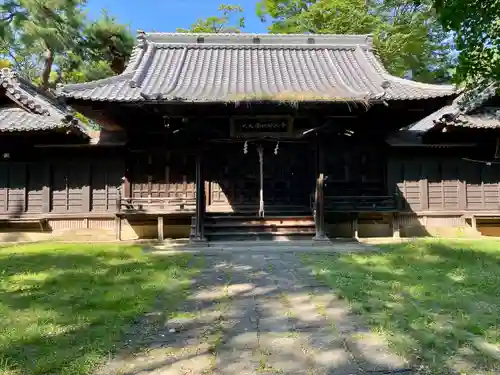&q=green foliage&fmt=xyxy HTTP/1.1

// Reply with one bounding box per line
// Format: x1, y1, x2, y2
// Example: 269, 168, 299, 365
80, 10, 135, 74
0, 0, 87, 88
374, 0, 454, 83
0, 1, 133, 88
177, 4, 245, 33
258, 0, 378, 34
0, 59, 11, 69
257, 0, 455, 83
0, 21, 40, 80
434, 0, 500, 85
